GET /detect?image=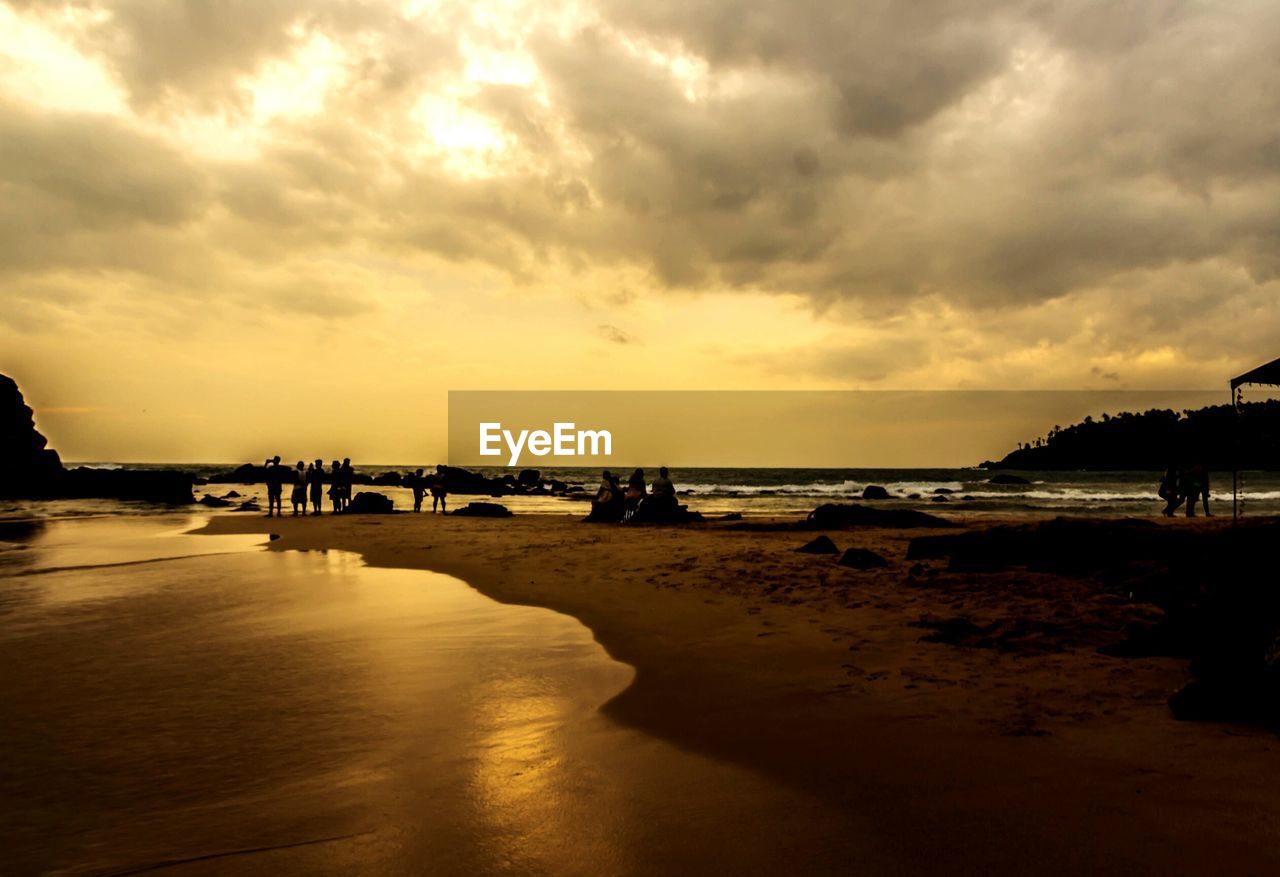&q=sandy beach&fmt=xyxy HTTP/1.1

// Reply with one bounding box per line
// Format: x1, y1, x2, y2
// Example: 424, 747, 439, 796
188, 510, 1280, 875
